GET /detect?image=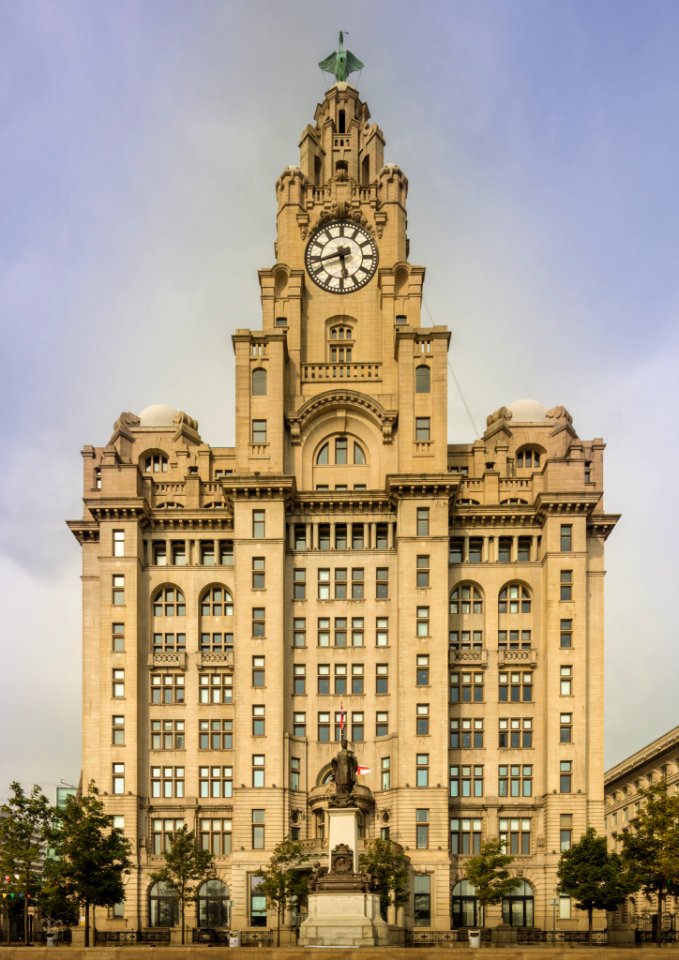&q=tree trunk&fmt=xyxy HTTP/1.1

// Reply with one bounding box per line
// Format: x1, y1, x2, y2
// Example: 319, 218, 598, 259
84, 901, 90, 948
588, 906, 593, 941
656, 890, 664, 947
23, 890, 29, 946
181, 899, 185, 945
276, 904, 282, 946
